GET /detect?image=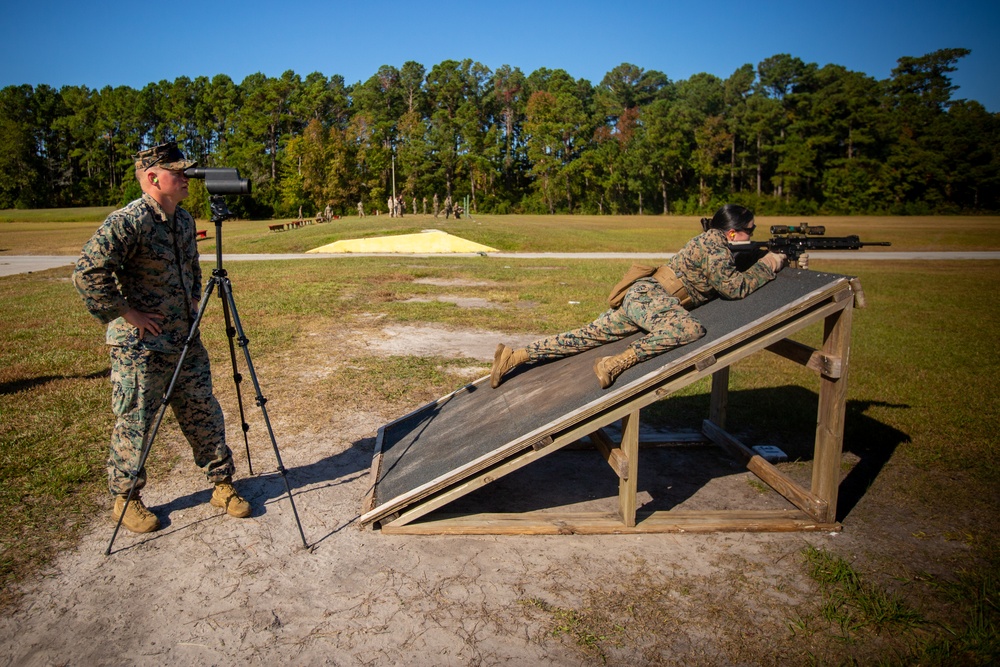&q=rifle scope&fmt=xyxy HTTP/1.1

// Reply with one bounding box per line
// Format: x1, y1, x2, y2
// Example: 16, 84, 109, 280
770, 224, 826, 236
